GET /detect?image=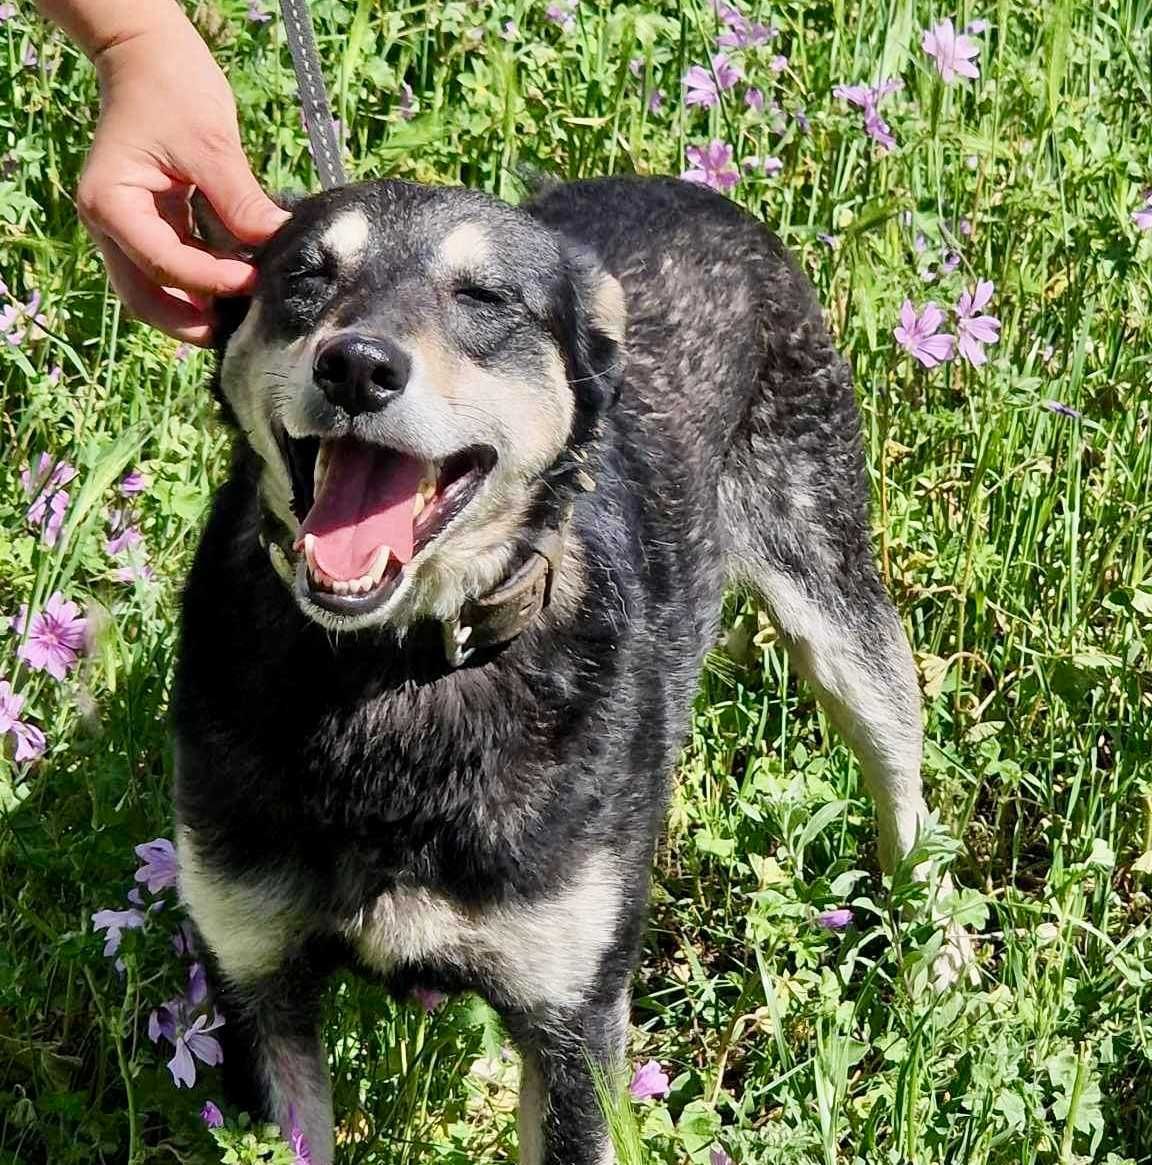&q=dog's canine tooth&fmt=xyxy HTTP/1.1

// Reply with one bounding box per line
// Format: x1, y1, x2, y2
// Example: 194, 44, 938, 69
419, 463, 438, 500
303, 533, 319, 573
368, 545, 391, 584
412, 494, 425, 519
